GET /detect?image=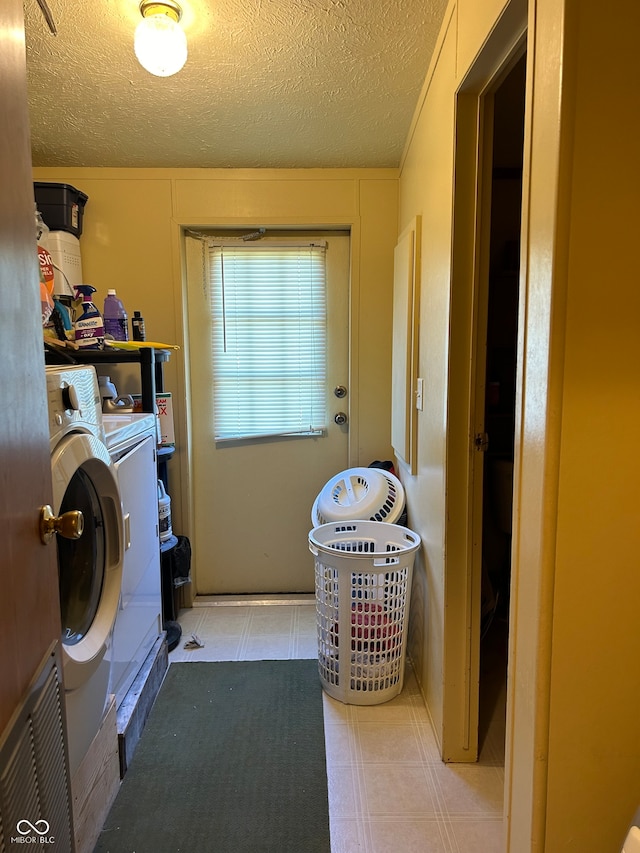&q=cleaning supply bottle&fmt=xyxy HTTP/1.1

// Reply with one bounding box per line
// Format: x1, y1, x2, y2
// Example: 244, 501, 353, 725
157, 480, 172, 542
52, 296, 74, 341
36, 205, 54, 326
74, 285, 105, 349
98, 375, 119, 407
103, 289, 129, 341
131, 310, 146, 341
